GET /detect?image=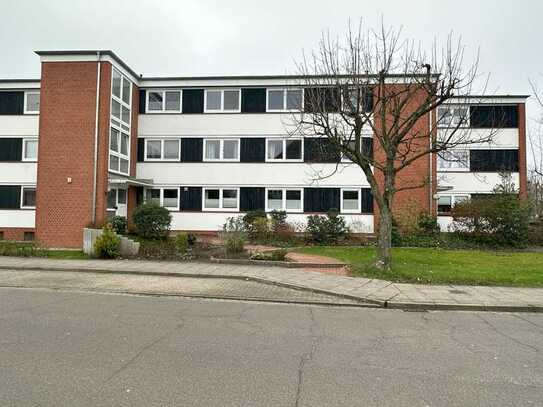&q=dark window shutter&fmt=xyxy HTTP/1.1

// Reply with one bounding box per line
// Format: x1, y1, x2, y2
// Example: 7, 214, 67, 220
241, 88, 266, 113
469, 105, 518, 128
240, 138, 265, 162
361, 188, 373, 213
137, 138, 145, 162
139, 90, 146, 114
362, 137, 373, 160
0, 138, 22, 161
181, 187, 202, 211
304, 87, 340, 113
303, 188, 340, 213
240, 187, 265, 211
304, 138, 341, 163
0, 185, 21, 208
469, 149, 519, 172
182, 89, 204, 114
181, 138, 203, 162
0, 92, 24, 115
